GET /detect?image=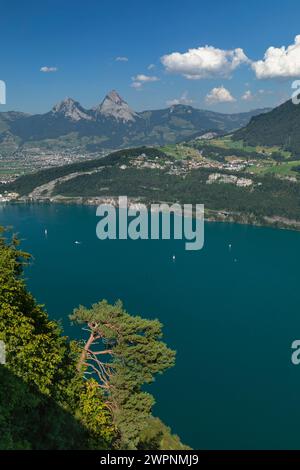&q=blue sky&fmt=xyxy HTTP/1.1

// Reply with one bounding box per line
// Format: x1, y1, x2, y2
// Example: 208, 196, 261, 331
0, 0, 299, 113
